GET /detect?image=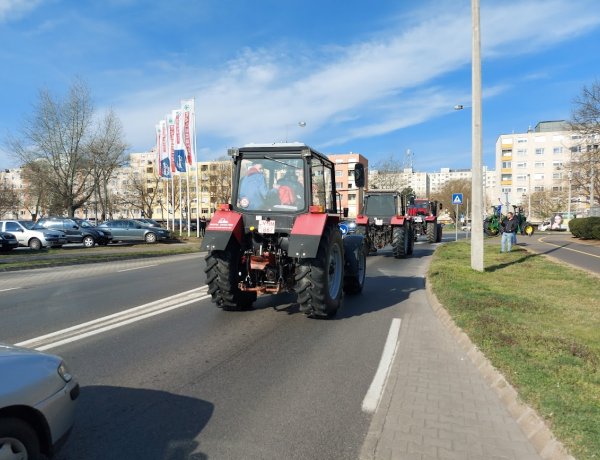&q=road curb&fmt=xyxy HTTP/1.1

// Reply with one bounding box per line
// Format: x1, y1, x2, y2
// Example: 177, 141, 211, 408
425, 280, 576, 460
